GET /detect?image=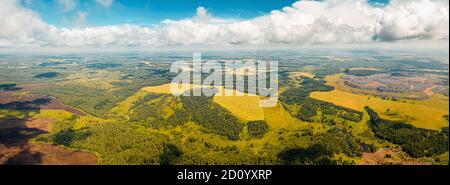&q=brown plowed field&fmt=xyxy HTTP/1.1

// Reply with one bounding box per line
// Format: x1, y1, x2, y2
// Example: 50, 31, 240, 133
1, 83, 96, 165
